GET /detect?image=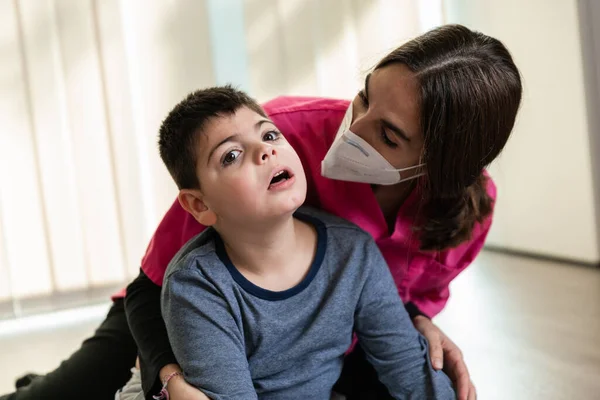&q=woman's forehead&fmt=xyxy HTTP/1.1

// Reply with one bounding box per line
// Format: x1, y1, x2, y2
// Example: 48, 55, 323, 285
369, 64, 421, 138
